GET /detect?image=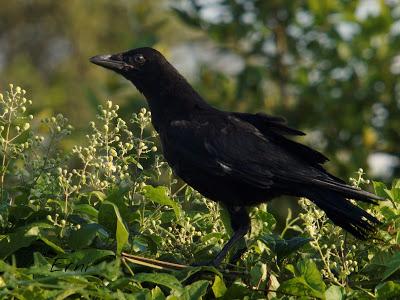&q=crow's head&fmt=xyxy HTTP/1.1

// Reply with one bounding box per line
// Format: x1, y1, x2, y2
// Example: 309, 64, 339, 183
90, 47, 175, 94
